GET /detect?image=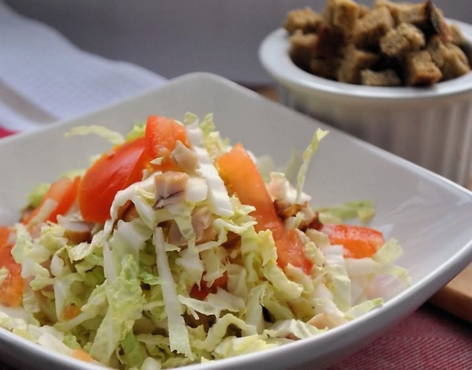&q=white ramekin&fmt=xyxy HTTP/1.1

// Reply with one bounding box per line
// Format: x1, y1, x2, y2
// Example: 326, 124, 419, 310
259, 20, 472, 187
